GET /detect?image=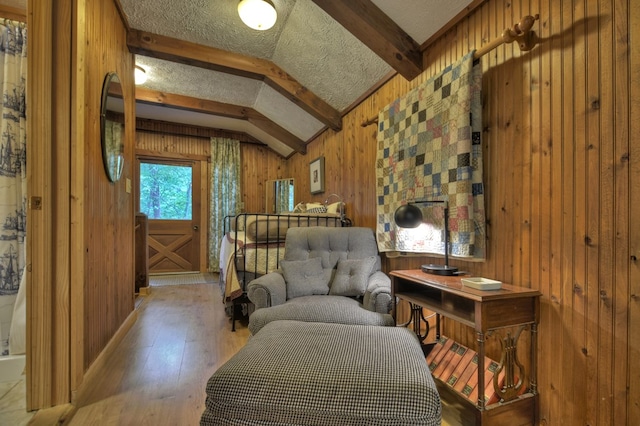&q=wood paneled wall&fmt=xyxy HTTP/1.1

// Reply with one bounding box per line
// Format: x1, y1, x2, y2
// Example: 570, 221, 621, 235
135, 126, 284, 271
78, 0, 136, 376
27, 0, 638, 421
135, 126, 288, 246
241, 144, 288, 212
0, 4, 26, 21
287, 0, 639, 424
28, 0, 62, 409
28, 0, 136, 409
